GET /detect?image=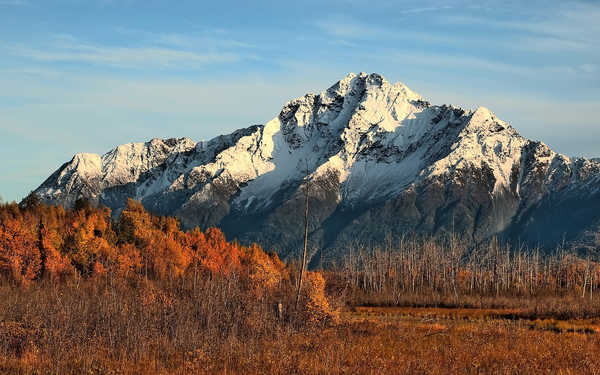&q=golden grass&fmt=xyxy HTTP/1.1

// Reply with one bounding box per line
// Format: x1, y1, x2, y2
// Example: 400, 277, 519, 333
351, 306, 522, 320
3, 289, 600, 375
